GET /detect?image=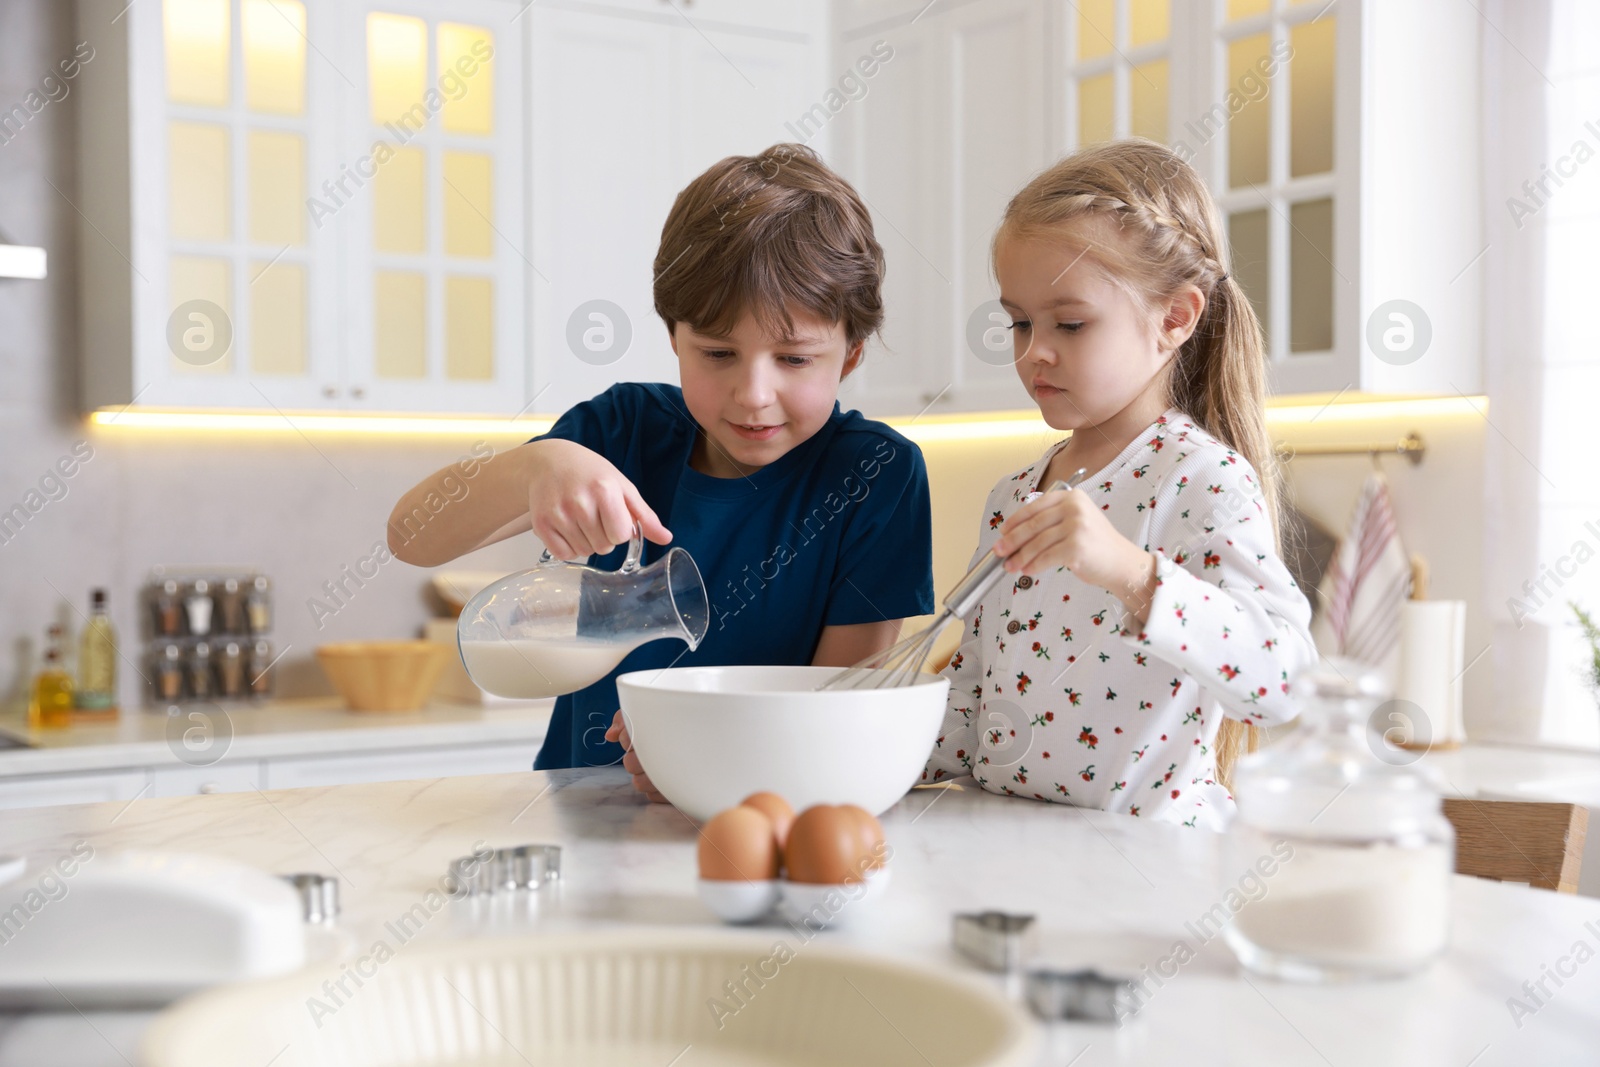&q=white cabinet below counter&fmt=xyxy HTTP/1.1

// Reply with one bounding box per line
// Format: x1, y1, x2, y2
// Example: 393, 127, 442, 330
0, 699, 550, 811
264, 744, 540, 790
148, 761, 269, 797
0, 770, 153, 811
